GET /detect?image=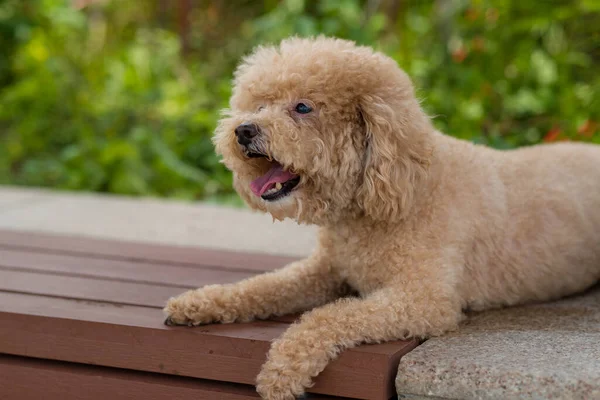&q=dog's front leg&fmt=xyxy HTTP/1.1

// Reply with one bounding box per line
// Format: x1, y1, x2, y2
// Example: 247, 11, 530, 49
163, 255, 343, 326
256, 284, 462, 400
